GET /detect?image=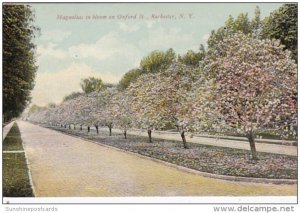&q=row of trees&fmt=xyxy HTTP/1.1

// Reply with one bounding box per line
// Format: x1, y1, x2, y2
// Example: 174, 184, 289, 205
28, 31, 297, 160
